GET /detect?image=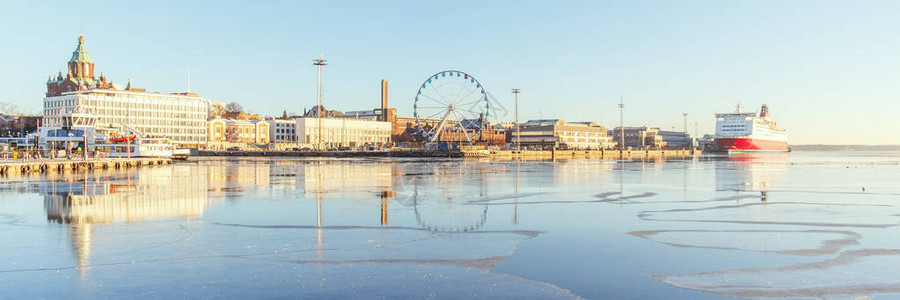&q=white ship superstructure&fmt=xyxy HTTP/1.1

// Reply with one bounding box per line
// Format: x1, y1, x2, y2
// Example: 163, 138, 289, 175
715, 104, 789, 152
